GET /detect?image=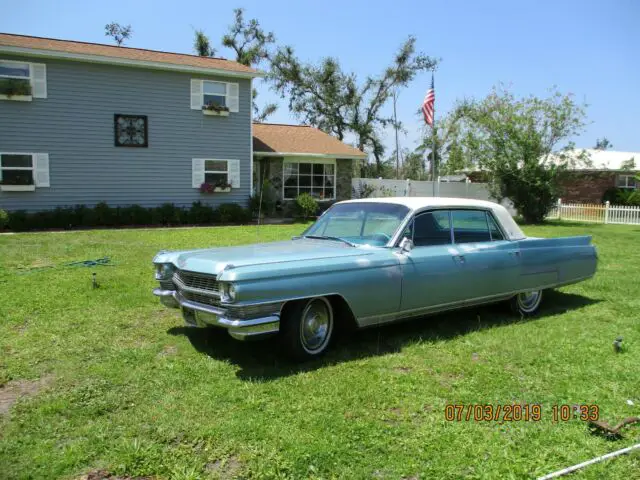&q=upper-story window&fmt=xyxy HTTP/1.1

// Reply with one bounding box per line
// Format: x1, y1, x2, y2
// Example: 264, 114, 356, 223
190, 79, 239, 112
616, 174, 637, 190
0, 60, 47, 99
203, 81, 227, 108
